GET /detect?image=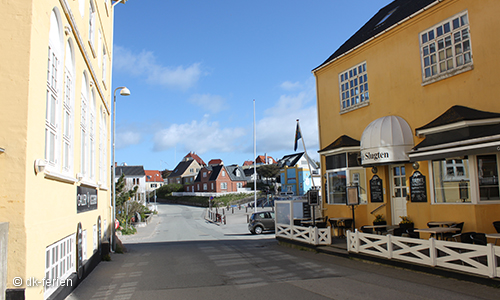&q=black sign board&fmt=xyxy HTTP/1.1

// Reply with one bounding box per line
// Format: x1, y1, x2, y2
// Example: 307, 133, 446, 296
308, 190, 319, 206
370, 175, 383, 203
410, 171, 427, 202
77, 186, 98, 213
